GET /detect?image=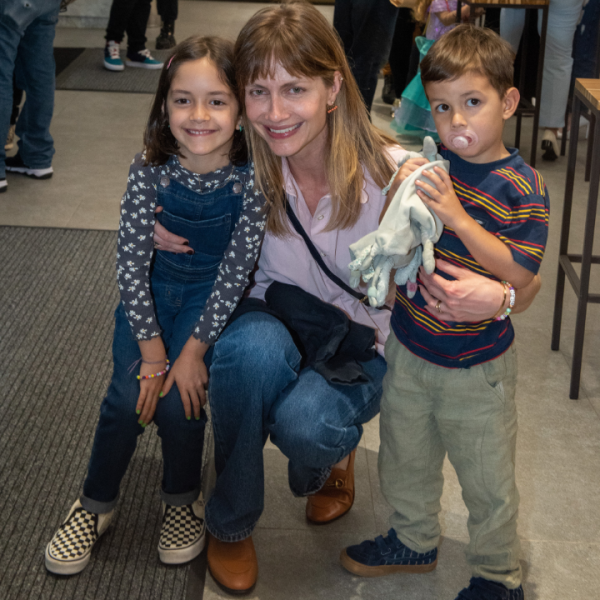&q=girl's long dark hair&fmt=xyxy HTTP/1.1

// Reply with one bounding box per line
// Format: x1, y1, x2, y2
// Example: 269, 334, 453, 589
144, 36, 248, 167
